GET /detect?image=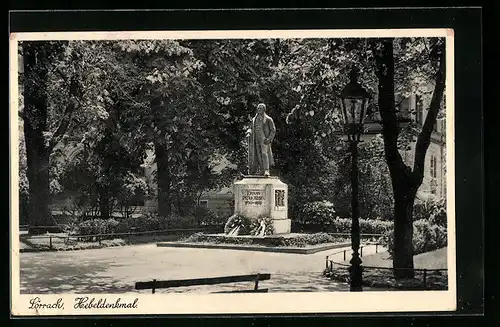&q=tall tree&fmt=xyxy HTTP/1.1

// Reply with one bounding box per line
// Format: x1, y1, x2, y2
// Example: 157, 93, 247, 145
372, 38, 446, 278
282, 37, 447, 277
116, 40, 233, 217
20, 40, 140, 230
20, 41, 83, 234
